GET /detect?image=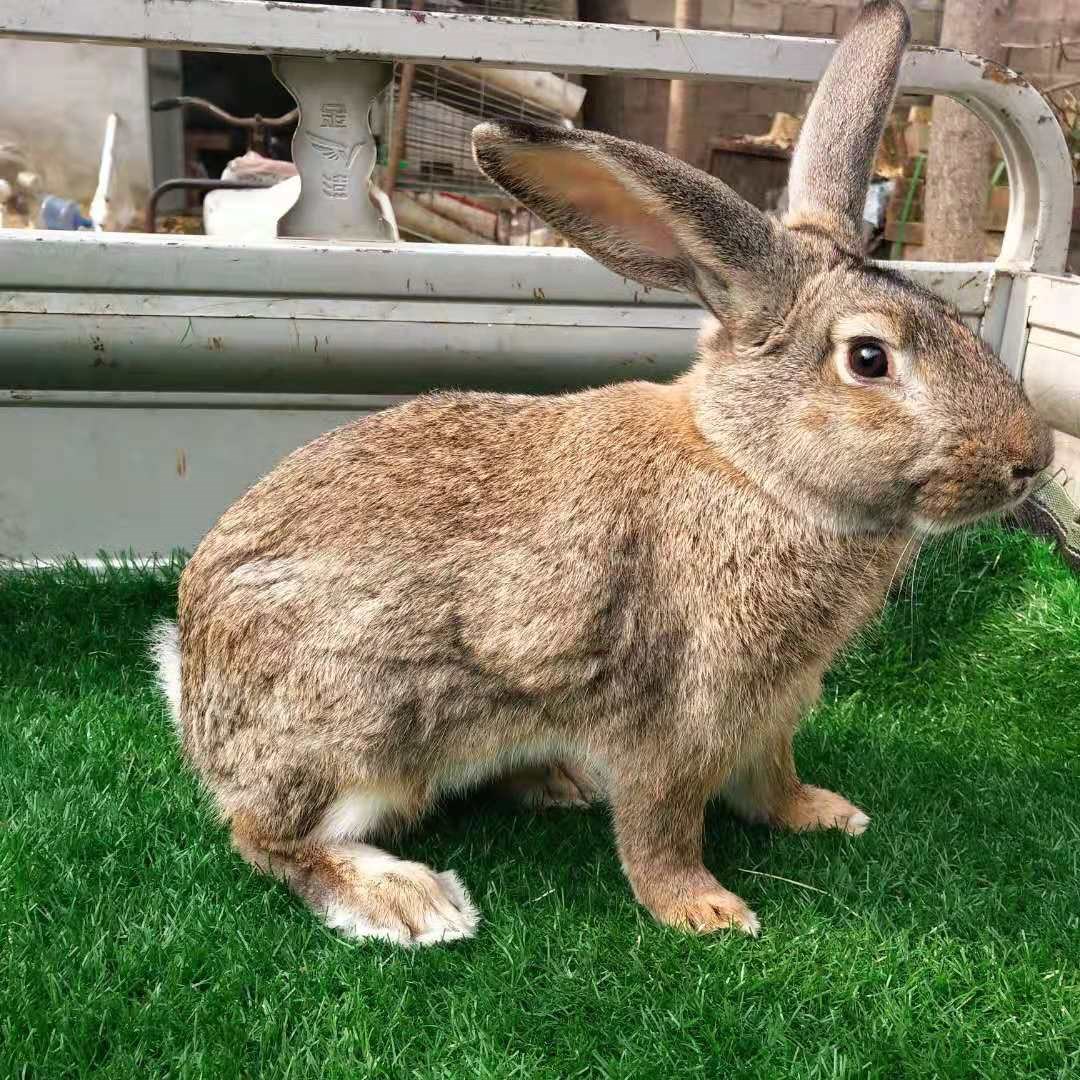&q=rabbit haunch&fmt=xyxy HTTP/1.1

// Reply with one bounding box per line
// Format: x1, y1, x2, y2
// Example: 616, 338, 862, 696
160, 0, 1052, 946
